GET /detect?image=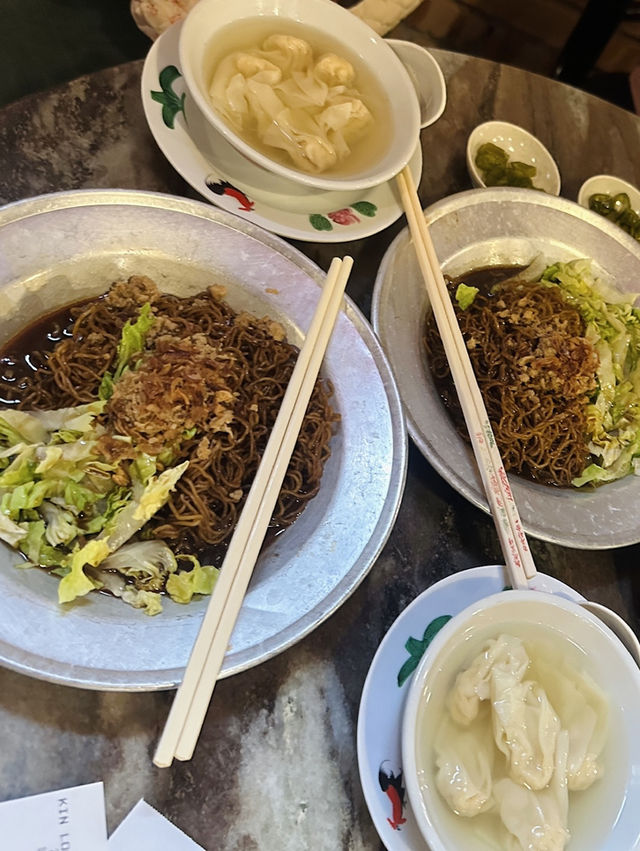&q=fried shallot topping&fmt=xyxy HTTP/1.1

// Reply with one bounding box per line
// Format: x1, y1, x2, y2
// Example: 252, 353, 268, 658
102, 334, 237, 457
